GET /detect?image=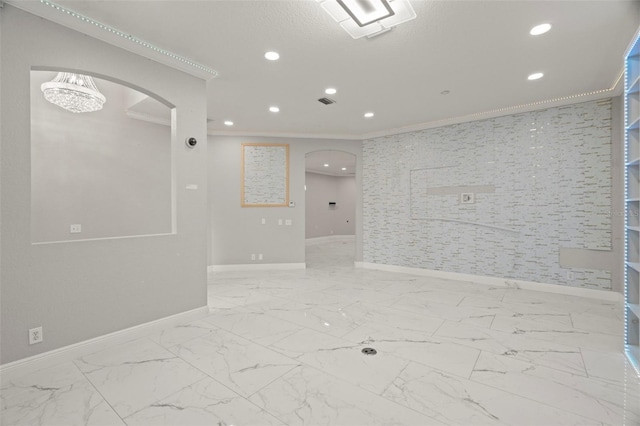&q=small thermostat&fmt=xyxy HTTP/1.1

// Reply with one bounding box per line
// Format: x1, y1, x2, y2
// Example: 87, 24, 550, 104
289, 201, 295, 207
